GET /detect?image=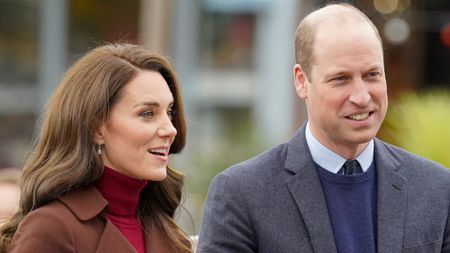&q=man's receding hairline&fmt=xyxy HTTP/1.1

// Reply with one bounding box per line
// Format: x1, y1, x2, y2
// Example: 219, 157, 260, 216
305, 4, 371, 29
